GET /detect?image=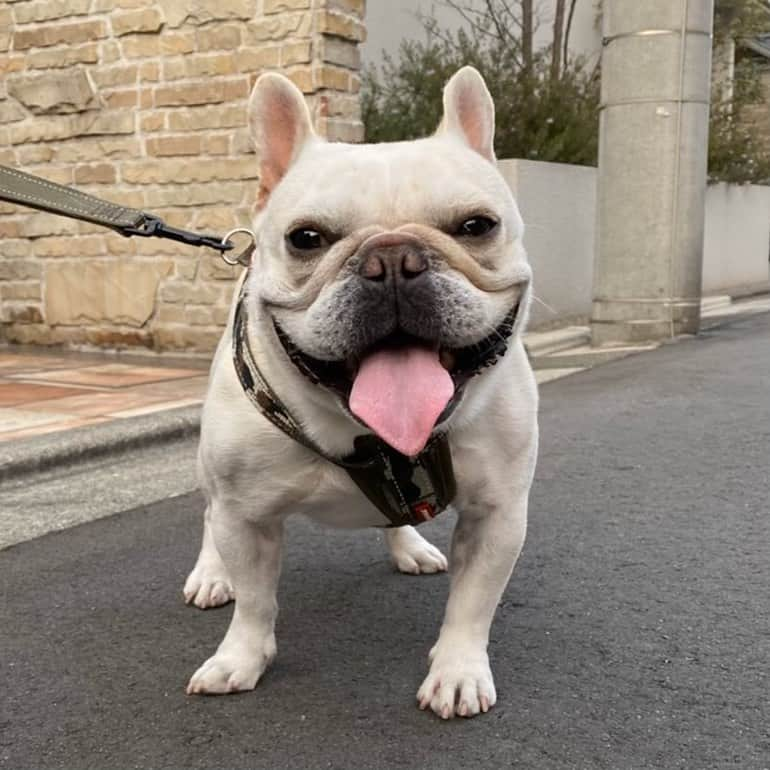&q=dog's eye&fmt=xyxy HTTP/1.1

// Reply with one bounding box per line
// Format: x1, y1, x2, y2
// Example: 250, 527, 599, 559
456, 216, 497, 237
287, 228, 325, 251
